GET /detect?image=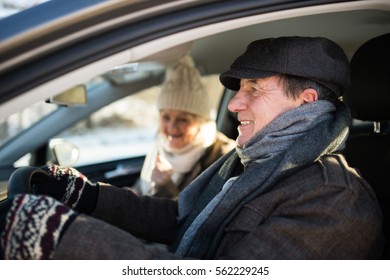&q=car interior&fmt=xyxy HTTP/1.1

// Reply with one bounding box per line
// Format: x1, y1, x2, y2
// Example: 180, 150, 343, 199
0, 0, 389, 258
343, 33, 390, 258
